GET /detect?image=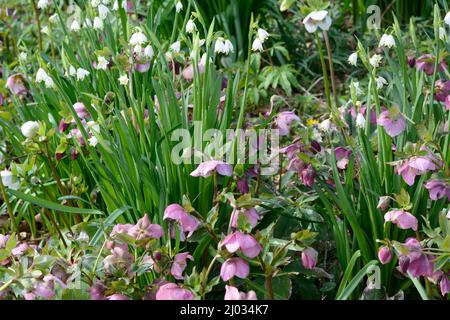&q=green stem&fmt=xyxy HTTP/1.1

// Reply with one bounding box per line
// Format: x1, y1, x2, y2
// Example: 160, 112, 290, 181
315, 32, 332, 112
323, 31, 339, 109
31, 0, 43, 52
0, 178, 17, 232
